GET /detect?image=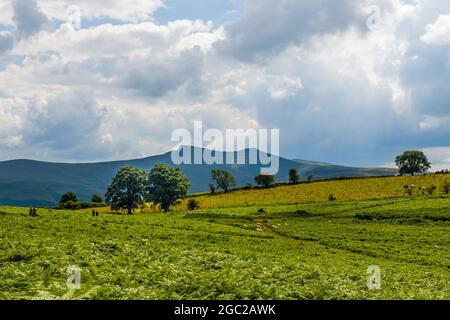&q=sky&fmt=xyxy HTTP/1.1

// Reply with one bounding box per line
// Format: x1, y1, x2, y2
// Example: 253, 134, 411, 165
0, 0, 449, 169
